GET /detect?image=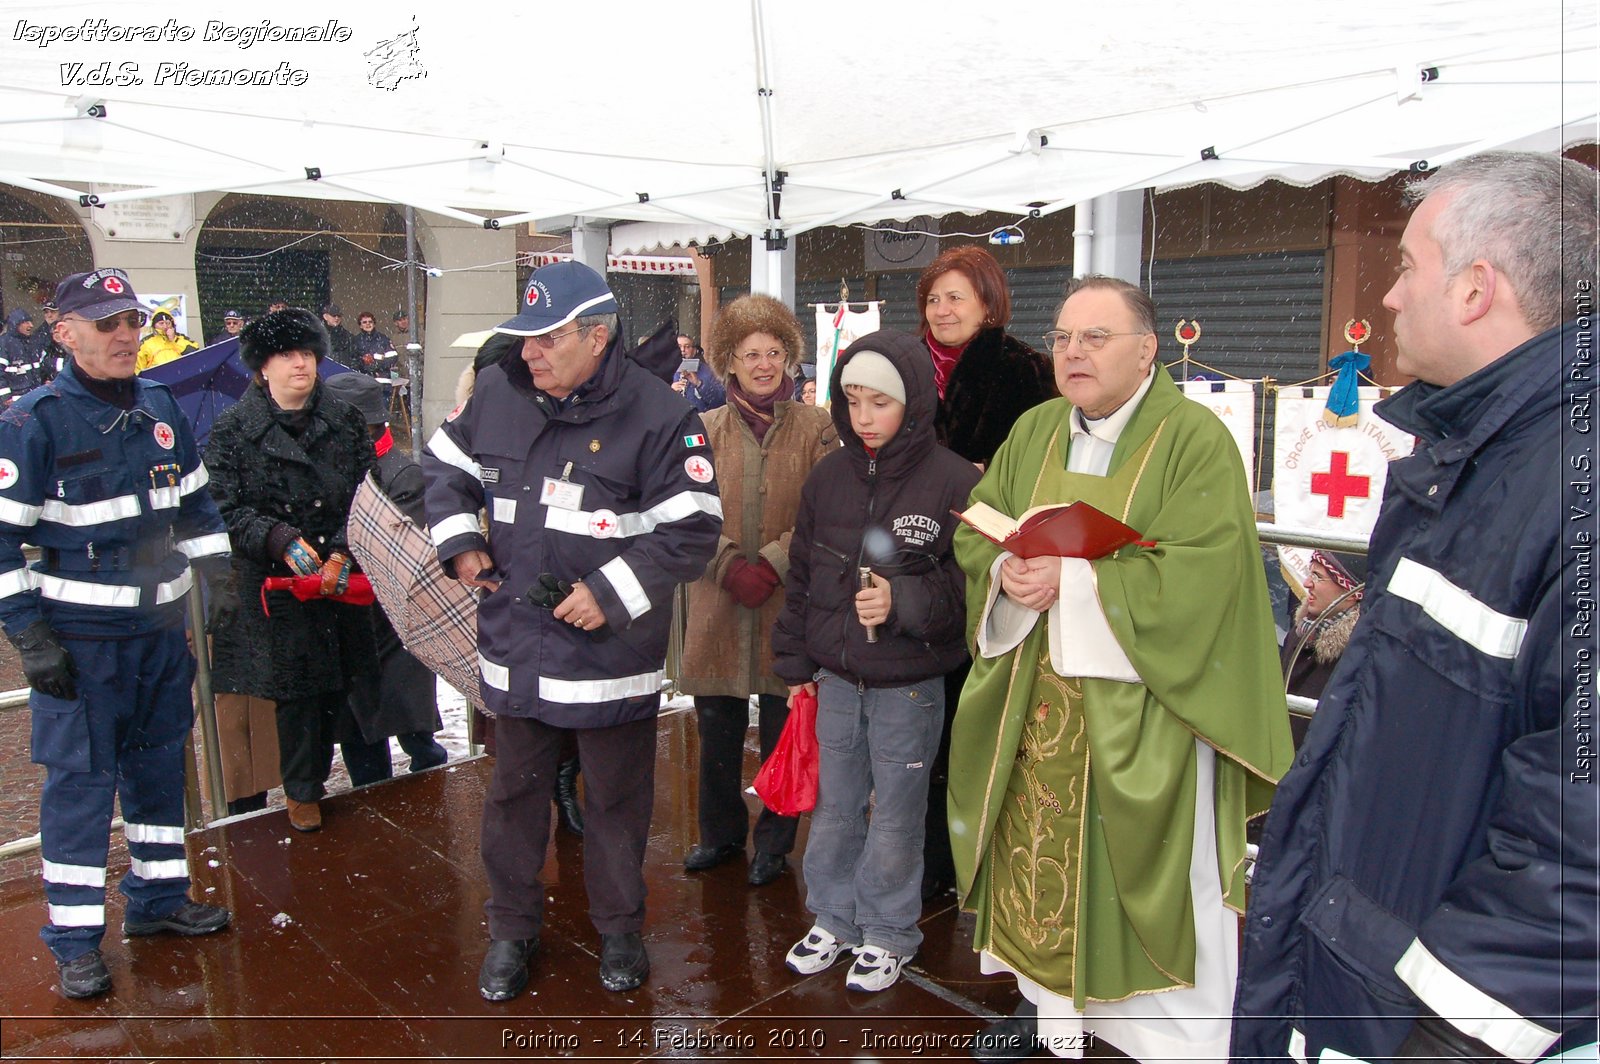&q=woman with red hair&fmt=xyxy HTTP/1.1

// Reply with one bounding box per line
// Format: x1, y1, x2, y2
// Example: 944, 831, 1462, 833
919, 245, 1055, 468
916, 245, 1055, 900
